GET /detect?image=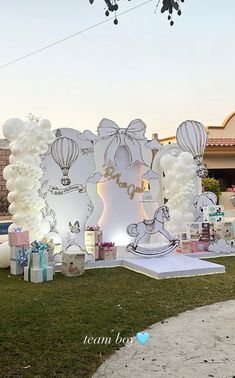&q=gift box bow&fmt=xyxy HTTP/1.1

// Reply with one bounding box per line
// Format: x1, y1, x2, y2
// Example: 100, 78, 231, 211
31, 240, 48, 253
11, 247, 29, 266
86, 226, 100, 231
12, 226, 23, 232
100, 242, 115, 249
